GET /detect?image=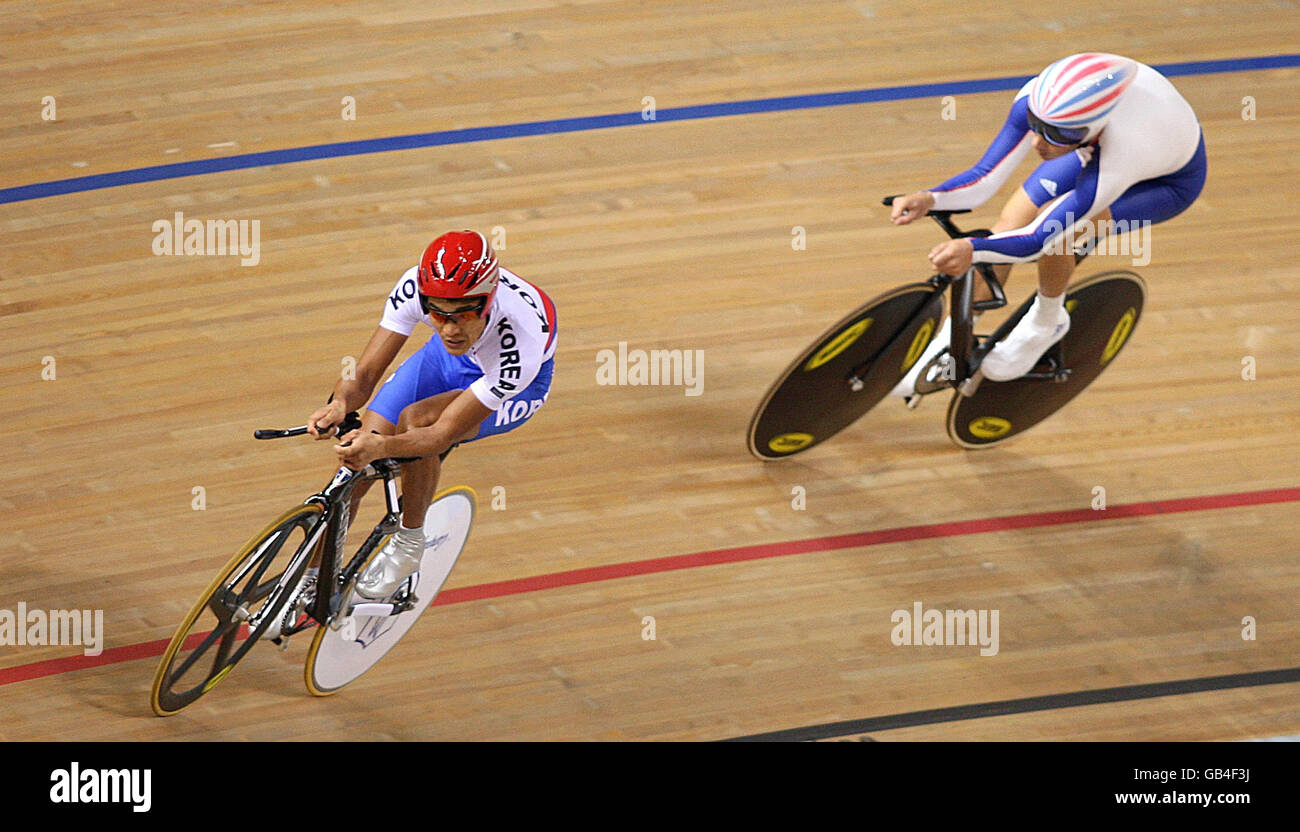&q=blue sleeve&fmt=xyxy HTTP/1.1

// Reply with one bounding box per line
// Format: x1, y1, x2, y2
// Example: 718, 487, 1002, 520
971, 155, 1102, 262
928, 97, 1033, 205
